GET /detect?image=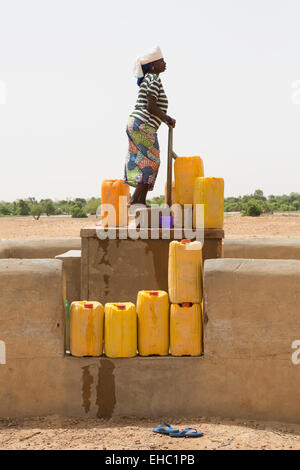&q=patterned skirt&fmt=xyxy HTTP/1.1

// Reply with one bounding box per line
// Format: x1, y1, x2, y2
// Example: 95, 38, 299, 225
124, 116, 160, 191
